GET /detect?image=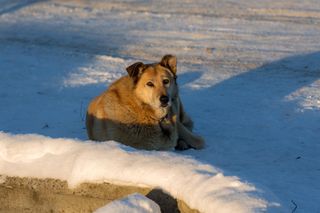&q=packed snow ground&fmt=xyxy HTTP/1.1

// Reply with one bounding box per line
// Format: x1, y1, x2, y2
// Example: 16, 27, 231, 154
0, 0, 320, 212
